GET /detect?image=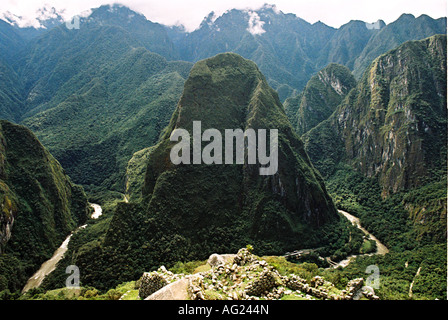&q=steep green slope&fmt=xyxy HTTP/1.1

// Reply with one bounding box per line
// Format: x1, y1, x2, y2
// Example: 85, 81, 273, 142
169, 6, 445, 101
1, 5, 444, 195
129, 52, 338, 255
304, 35, 447, 246
1, 5, 190, 192
85, 4, 179, 60
61, 53, 347, 290
0, 59, 25, 122
125, 146, 154, 203
0, 19, 25, 66
16, 24, 145, 117
284, 63, 356, 136
307, 35, 447, 192
353, 14, 447, 79
12, 4, 180, 120
0, 120, 90, 293
316, 19, 384, 70
22, 41, 191, 192
0, 20, 26, 121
